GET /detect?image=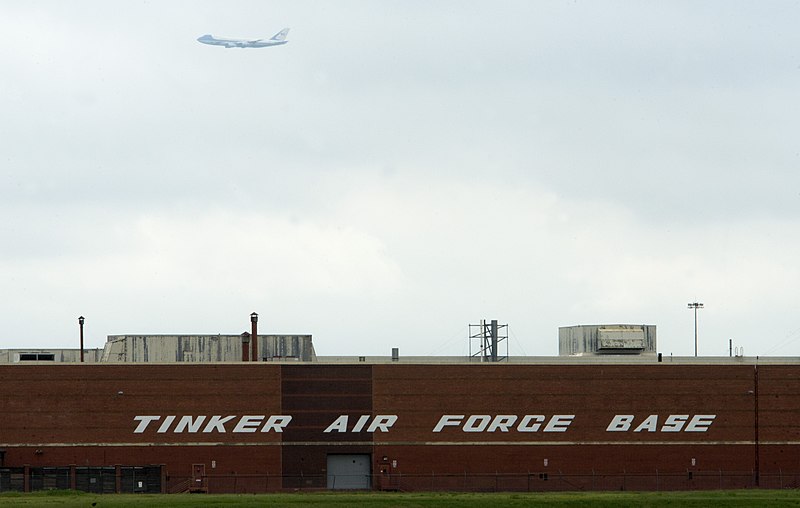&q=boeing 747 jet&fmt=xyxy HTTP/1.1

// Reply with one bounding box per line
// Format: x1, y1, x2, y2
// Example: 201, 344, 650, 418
197, 28, 289, 48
